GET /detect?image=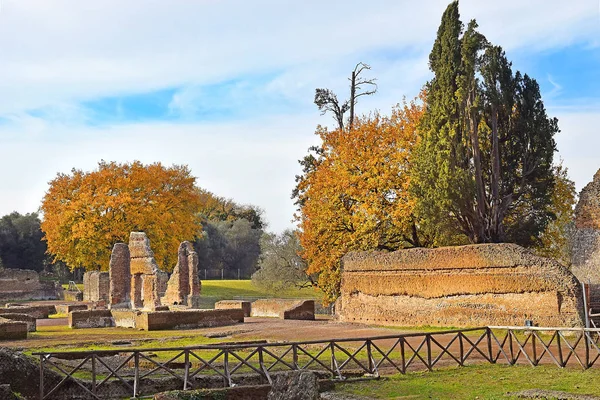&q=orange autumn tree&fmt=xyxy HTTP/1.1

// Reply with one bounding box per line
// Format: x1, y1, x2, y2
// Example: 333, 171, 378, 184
295, 99, 425, 302
41, 161, 202, 271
